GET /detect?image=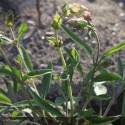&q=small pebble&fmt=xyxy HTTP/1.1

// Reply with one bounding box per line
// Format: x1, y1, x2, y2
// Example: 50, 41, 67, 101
119, 2, 124, 8
120, 12, 125, 17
